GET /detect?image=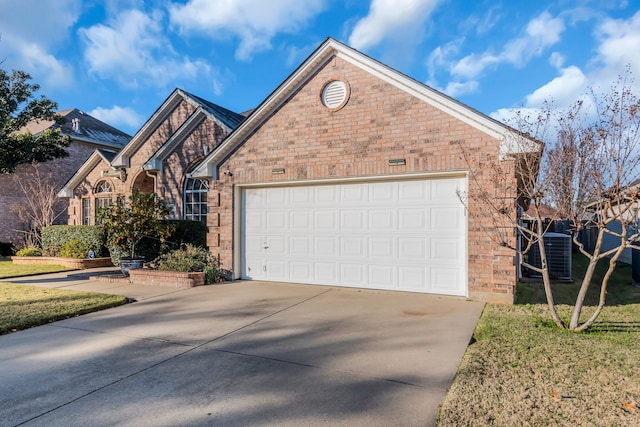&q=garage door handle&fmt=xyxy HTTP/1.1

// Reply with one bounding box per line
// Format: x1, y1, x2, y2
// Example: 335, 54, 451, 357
263, 245, 269, 249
